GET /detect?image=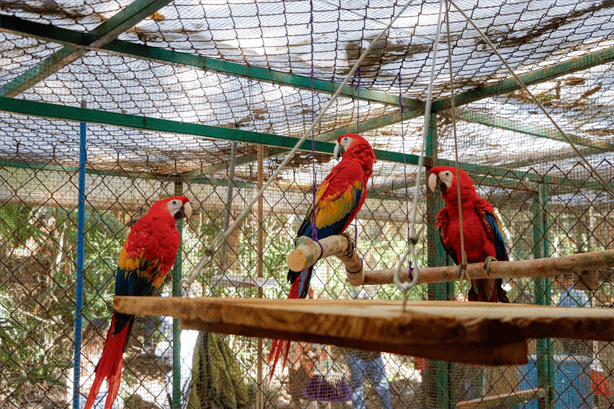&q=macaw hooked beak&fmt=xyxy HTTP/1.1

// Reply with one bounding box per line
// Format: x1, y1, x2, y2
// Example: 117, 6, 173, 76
334, 142, 344, 161
428, 173, 447, 194
175, 202, 192, 220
